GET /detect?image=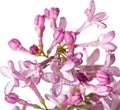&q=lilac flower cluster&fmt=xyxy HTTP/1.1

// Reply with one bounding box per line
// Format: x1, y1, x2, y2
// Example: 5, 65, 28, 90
1, 0, 120, 110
